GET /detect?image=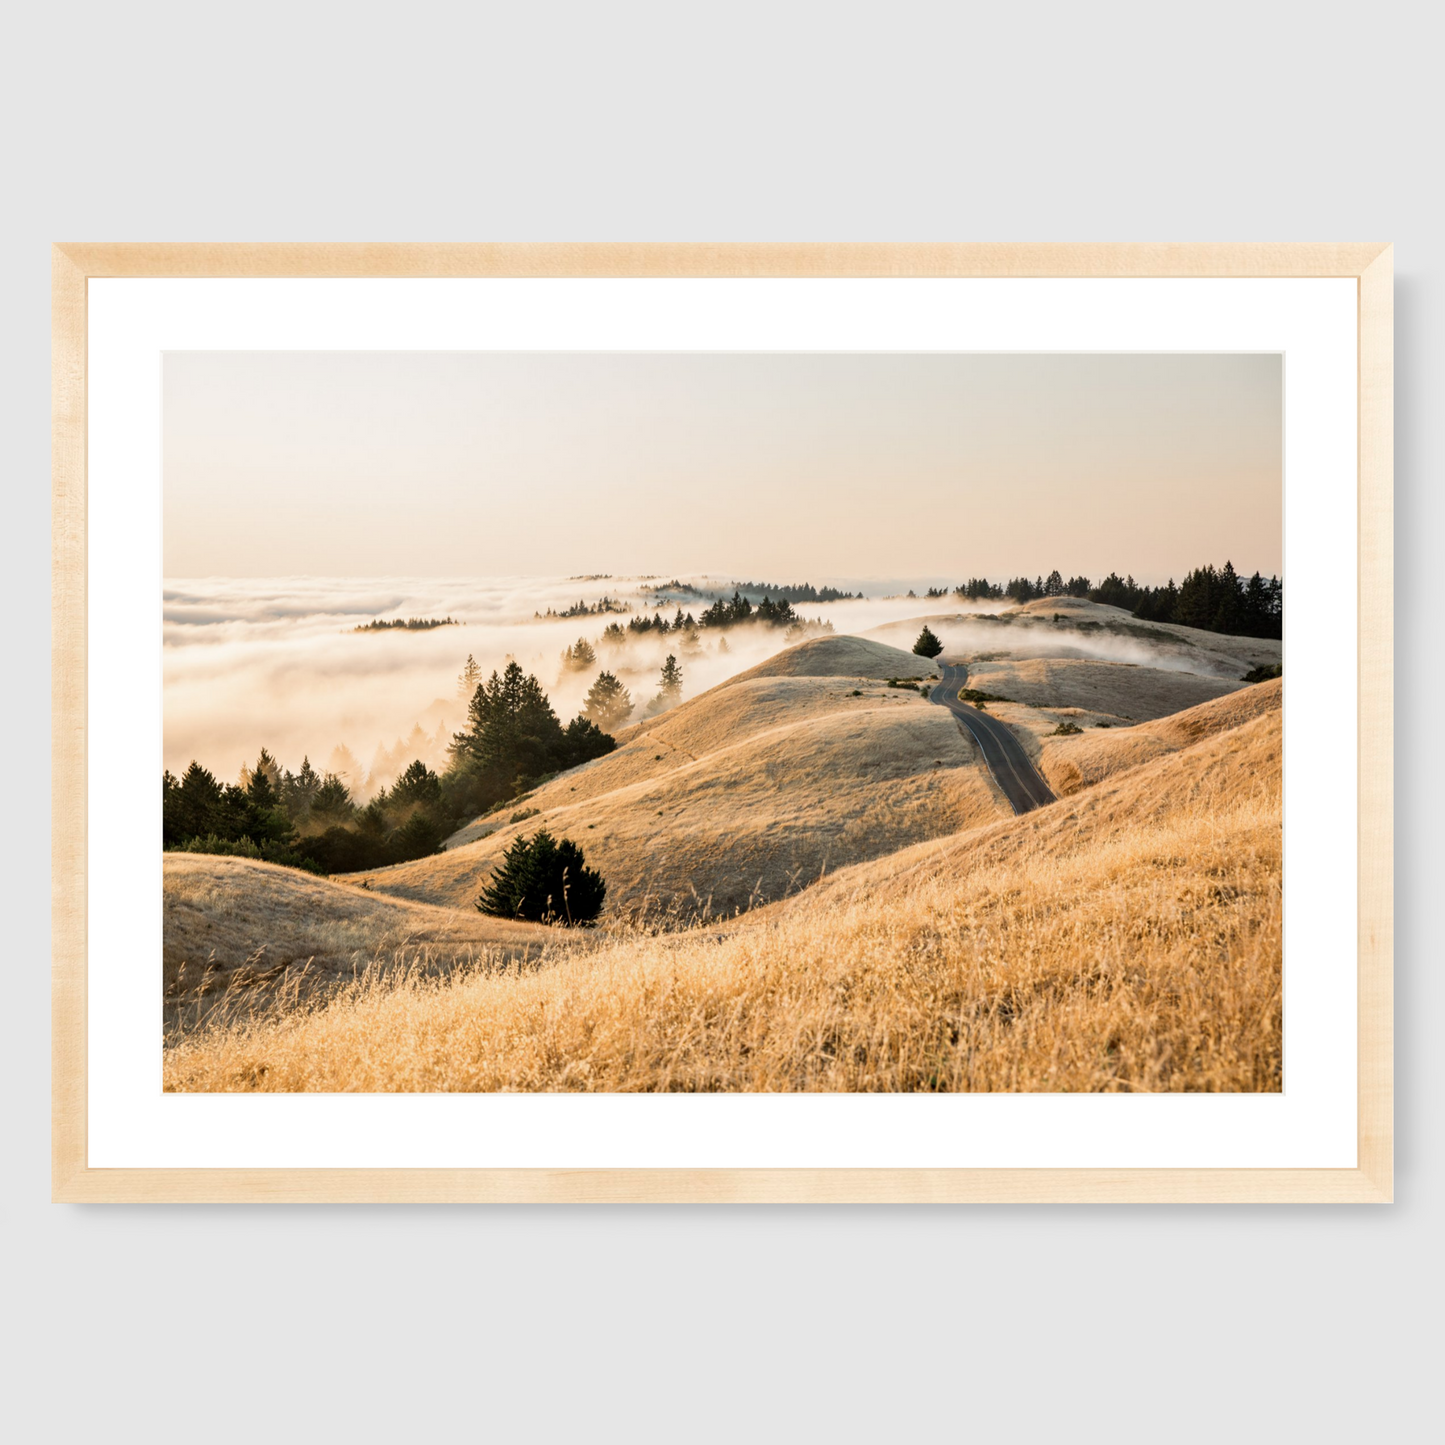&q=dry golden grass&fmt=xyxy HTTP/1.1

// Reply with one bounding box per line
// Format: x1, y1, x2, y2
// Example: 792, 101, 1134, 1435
164, 707, 1282, 1093
163, 853, 551, 1030
1037, 677, 1282, 796
729, 632, 940, 681
963, 655, 1243, 721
